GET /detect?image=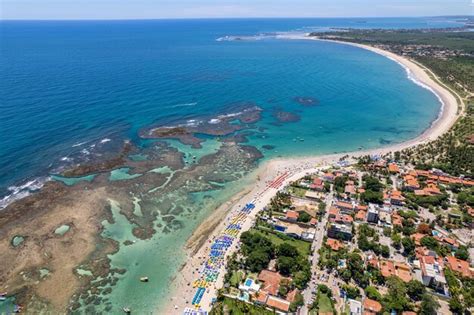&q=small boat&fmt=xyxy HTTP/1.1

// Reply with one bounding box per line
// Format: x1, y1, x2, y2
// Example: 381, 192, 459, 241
140, 276, 149, 282
122, 307, 131, 314
0, 292, 7, 301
